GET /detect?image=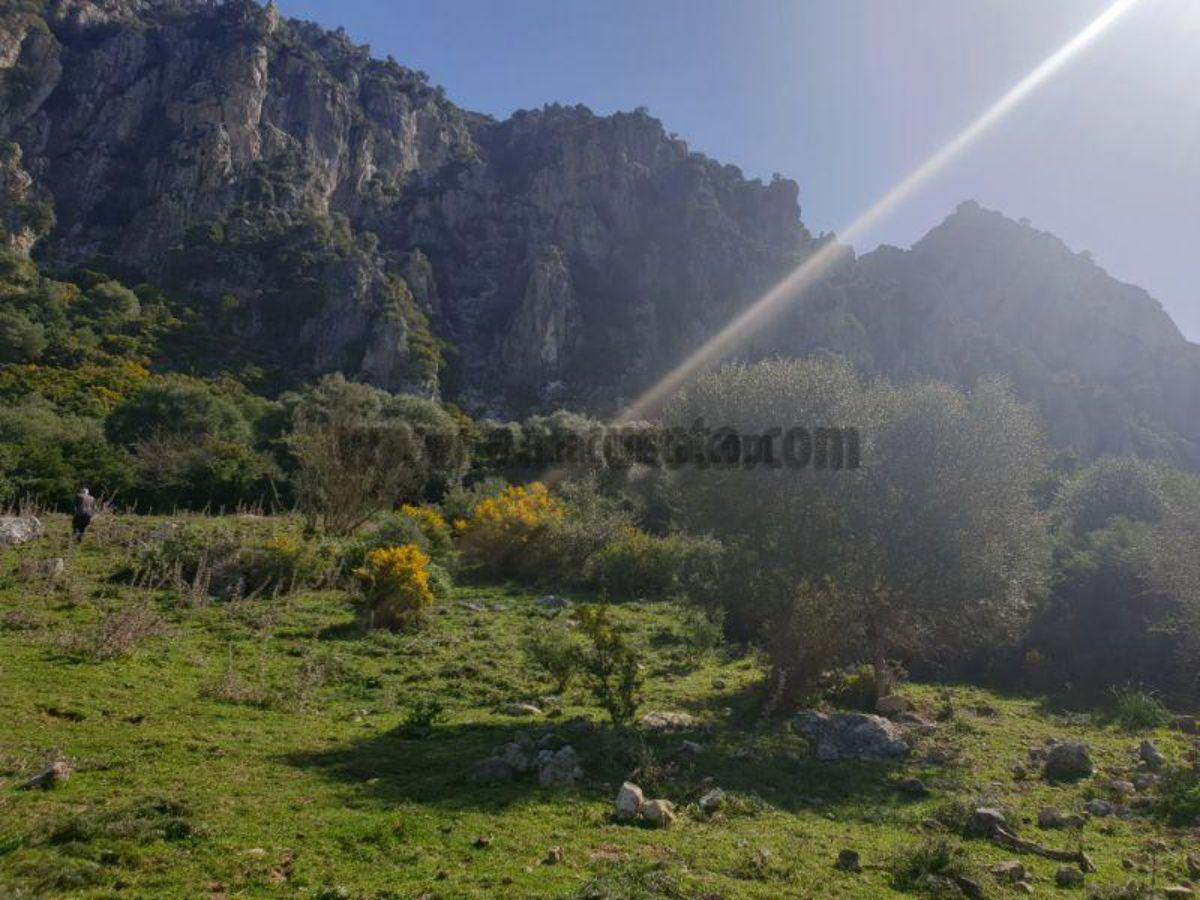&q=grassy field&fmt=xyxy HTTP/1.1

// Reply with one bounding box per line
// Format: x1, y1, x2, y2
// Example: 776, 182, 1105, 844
0, 514, 1196, 898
